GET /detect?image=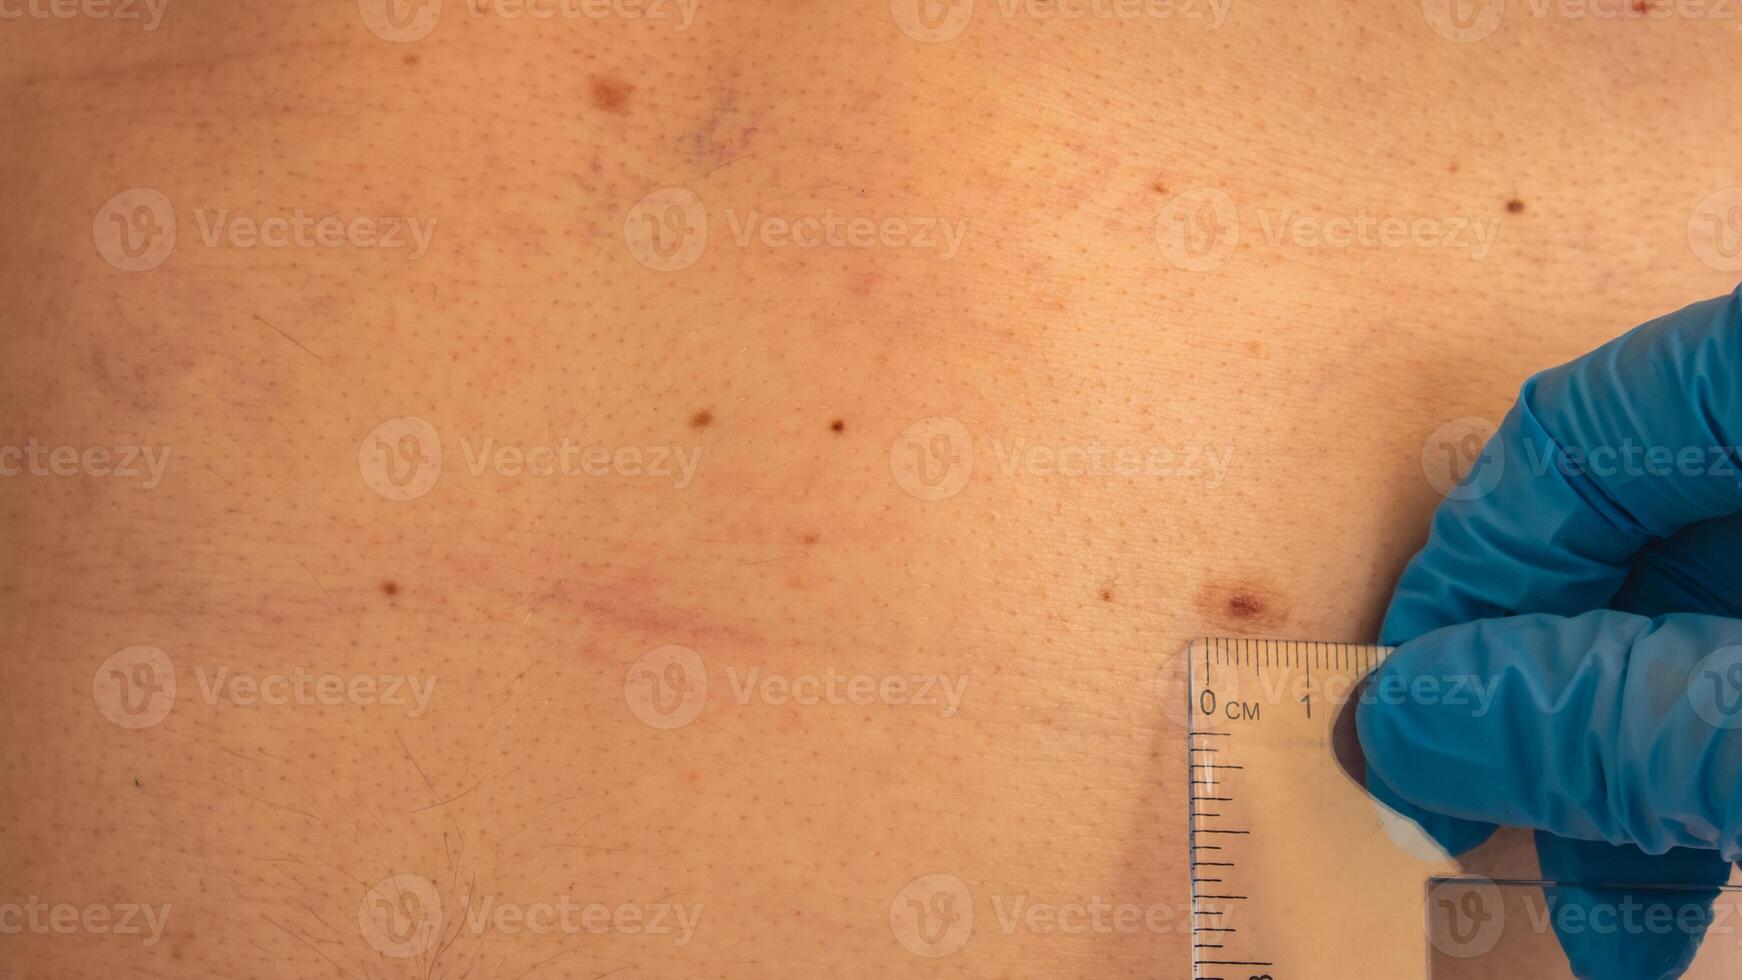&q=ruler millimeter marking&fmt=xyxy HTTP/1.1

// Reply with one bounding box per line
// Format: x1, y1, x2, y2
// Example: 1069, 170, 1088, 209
1187, 637, 1410, 980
